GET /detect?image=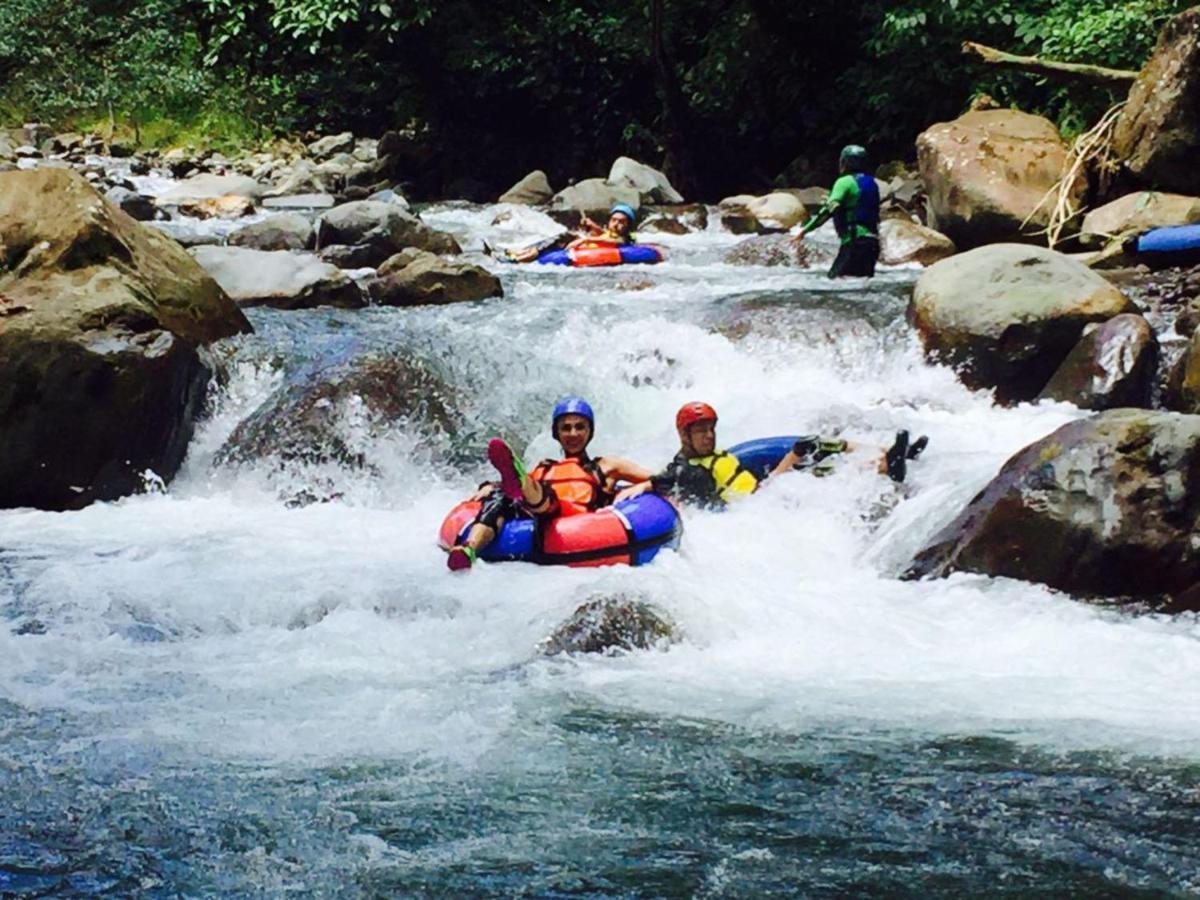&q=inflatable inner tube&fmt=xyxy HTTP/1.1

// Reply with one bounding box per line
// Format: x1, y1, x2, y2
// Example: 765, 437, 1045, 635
537, 242, 664, 267
726, 435, 802, 479
439, 493, 681, 567
1126, 224, 1200, 269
